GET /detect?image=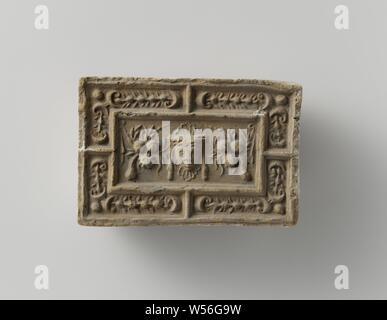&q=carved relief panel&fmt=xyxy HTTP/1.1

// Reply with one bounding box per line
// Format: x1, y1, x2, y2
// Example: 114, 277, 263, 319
78, 78, 302, 226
